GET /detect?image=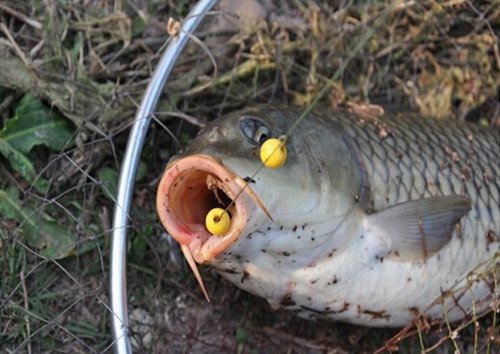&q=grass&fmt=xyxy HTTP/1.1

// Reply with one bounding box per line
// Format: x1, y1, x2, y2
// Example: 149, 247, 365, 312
0, 0, 499, 352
